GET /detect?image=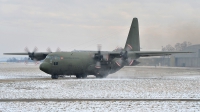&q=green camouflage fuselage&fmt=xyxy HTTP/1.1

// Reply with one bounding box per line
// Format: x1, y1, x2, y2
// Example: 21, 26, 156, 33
40, 51, 127, 77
